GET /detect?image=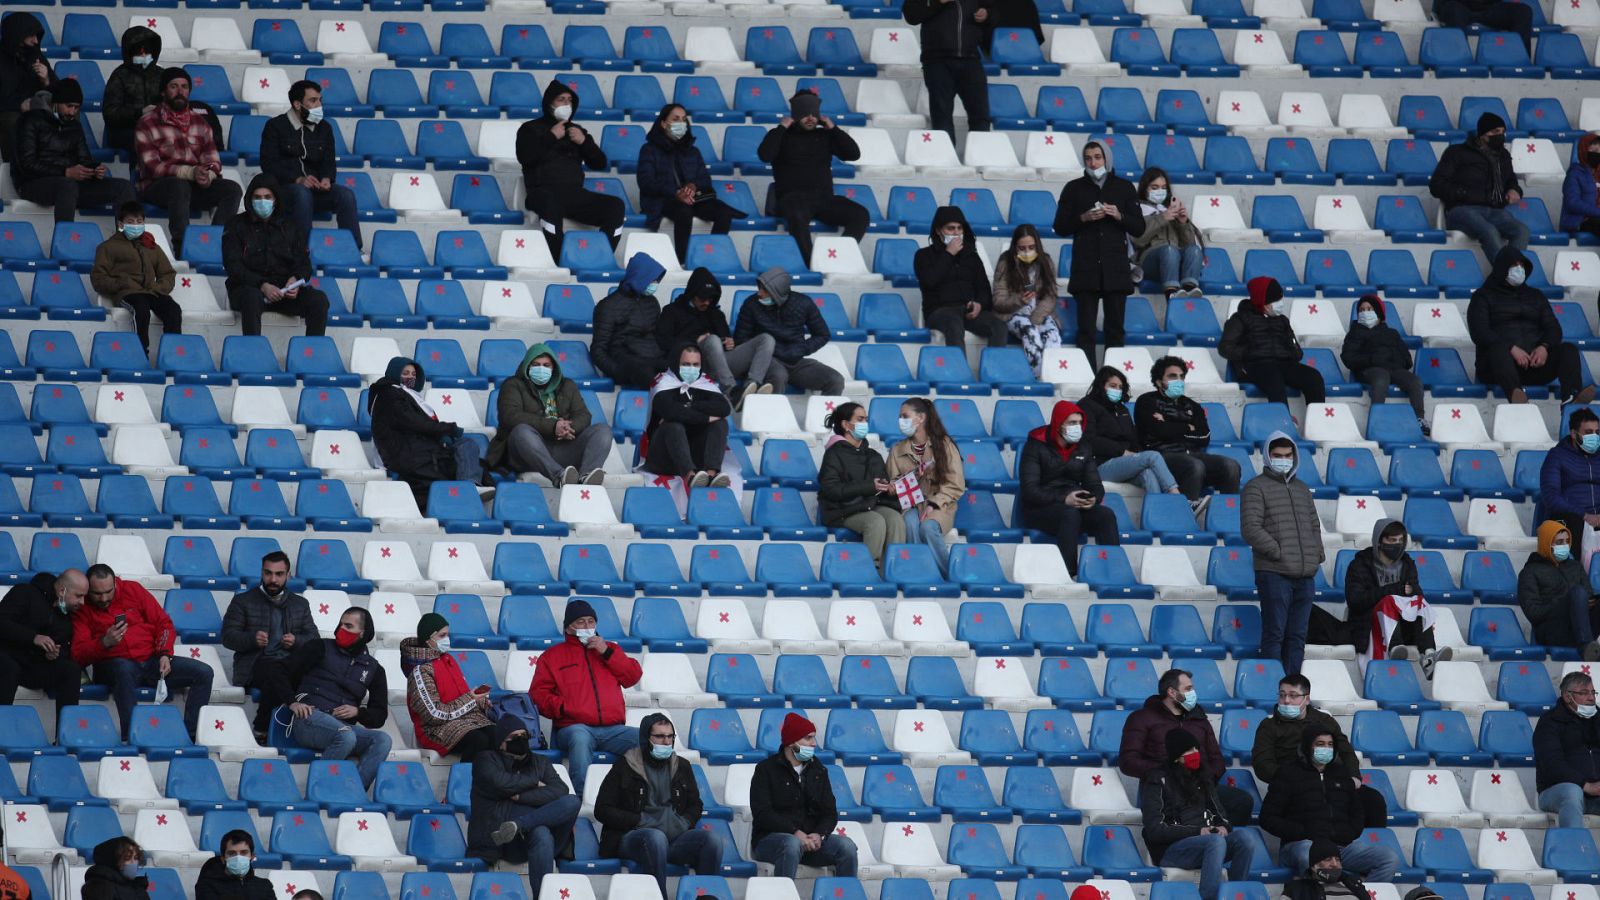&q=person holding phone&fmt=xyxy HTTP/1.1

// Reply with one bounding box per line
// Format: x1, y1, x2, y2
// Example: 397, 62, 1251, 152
637, 104, 744, 266
1019, 400, 1119, 577
400, 612, 498, 762
818, 401, 906, 572
1139, 729, 1252, 900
